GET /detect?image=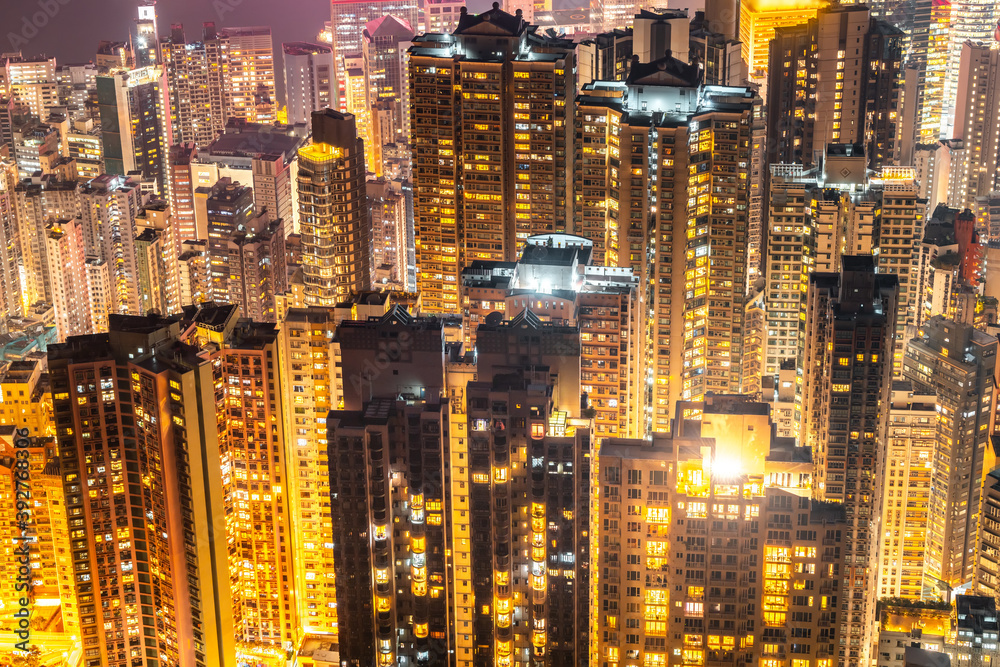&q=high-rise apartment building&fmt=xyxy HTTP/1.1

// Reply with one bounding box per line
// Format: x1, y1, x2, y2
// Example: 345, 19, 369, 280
975, 468, 1000, 598
330, 0, 419, 110
689, 9, 745, 87
802, 255, 898, 667
78, 173, 147, 317
50, 306, 296, 667
368, 178, 410, 290
194, 119, 305, 227
907, 0, 951, 143
282, 43, 334, 126
133, 0, 160, 68
0, 150, 22, 320
766, 5, 904, 170
223, 27, 276, 124
275, 295, 392, 640
594, 396, 848, 667
901, 316, 996, 595
165, 142, 200, 312
14, 174, 80, 308
4, 55, 59, 119
330, 306, 592, 667
951, 41, 1000, 210
576, 27, 634, 90
160, 23, 231, 147
96, 65, 173, 194
423, 0, 465, 33
297, 109, 371, 304
765, 166, 815, 378
872, 169, 923, 372
941, 0, 1000, 137
362, 15, 415, 149
67, 118, 104, 181
227, 216, 288, 322
409, 5, 575, 314
46, 217, 93, 341
0, 434, 79, 635
459, 233, 645, 438
876, 381, 937, 600
0, 359, 54, 437
202, 178, 254, 302
576, 58, 757, 428
740, 0, 827, 84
